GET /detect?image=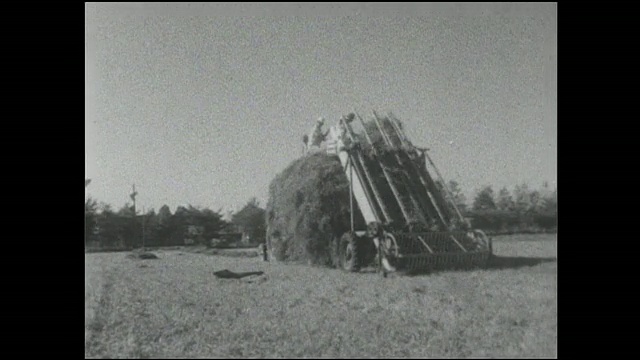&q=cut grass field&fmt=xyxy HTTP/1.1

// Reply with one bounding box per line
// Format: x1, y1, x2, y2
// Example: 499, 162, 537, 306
85, 234, 557, 358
